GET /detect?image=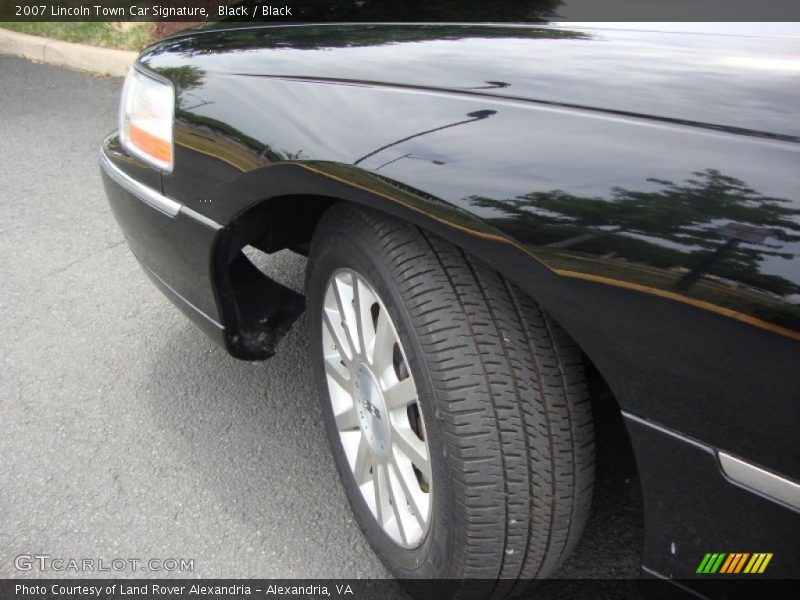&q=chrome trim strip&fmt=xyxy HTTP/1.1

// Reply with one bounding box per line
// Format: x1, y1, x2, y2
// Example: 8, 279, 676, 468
719, 452, 800, 511
623, 411, 800, 511
99, 151, 223, 231
180, 205, 223, 231
99, 150, 180, 217
621, 411, 713, 454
